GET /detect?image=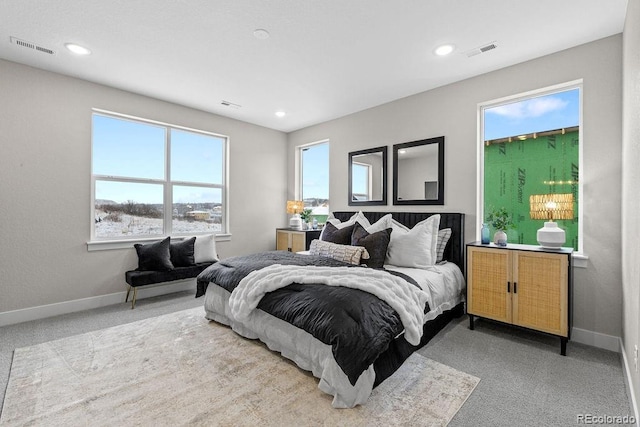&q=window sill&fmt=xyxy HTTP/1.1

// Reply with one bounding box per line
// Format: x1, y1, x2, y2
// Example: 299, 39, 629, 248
573, 253, 588, 268
87, 233, 231, 252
